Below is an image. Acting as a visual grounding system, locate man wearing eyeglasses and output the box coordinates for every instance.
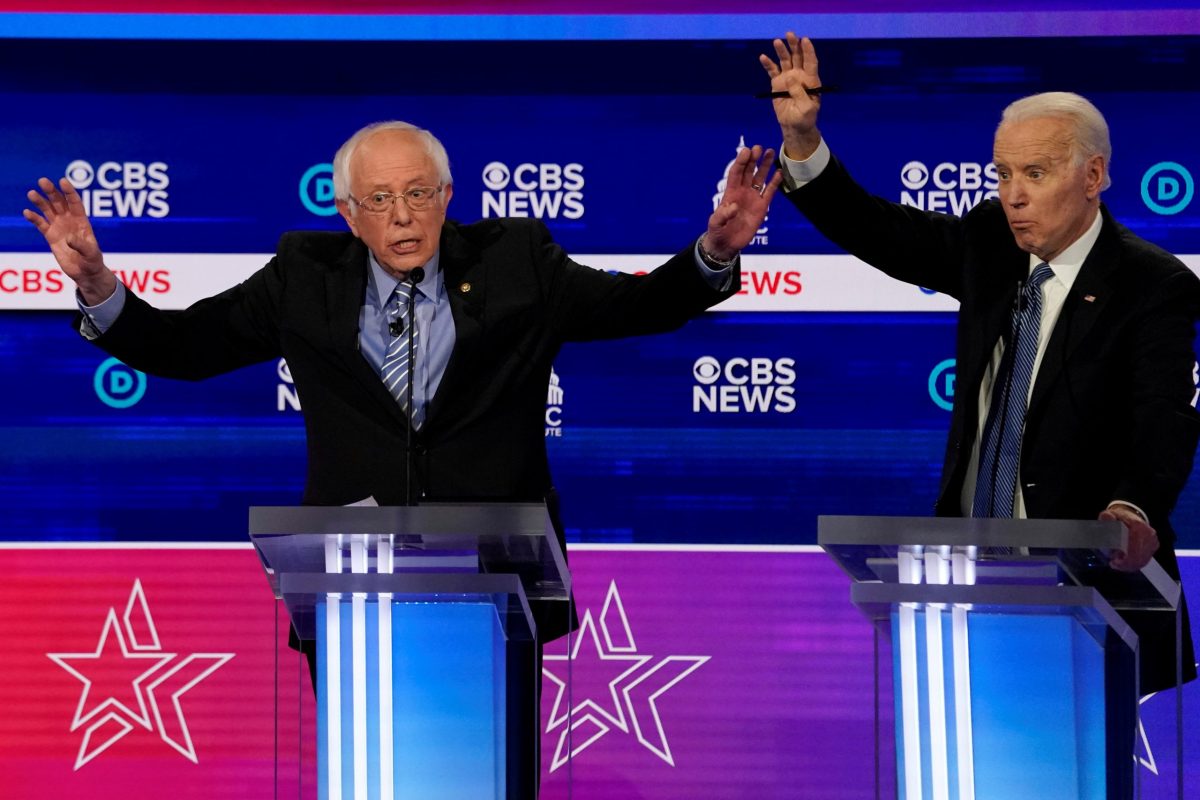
[24,119,779,787]
[26,118,777,514]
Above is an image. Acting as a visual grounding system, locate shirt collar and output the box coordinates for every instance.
[366,248,443,309]
[1027,207,1103,290]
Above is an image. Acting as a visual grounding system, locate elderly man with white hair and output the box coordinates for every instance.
[25,119,781,793]
[762,31,1198,791]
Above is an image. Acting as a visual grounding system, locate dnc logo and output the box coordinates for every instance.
[94,358,147,409]
[300,163,337,216]
[928,358,956,411]
[1141,162,1194,216]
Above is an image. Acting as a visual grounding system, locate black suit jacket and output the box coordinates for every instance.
[82,217,737,640]
[789,156,1200,693]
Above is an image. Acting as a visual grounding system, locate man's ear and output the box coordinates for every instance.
[337,199,359,237]
[1084,154,1106,199]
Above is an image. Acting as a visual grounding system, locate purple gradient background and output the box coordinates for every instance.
[540,548,889,799]
[541,547,1200,799]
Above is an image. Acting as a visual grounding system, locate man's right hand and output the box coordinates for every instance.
[24,177,117,306]
[759,32,824,162]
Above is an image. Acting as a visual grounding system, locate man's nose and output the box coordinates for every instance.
[1005,177,1028,206]
[389,197,414,224]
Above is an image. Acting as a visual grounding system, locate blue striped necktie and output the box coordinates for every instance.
[380,282,419,415]
[972,262,1055,518]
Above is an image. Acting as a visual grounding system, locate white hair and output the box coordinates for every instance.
[331,121,453,203]
[998,92,1112,191]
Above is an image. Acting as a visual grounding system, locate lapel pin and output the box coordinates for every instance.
[460,282,472,294]
[1083,294,1096,303]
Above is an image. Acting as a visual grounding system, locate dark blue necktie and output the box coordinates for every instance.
[972,262,1055,518]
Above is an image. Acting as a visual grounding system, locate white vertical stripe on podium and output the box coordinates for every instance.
[897,548,923,800]
[378,535,395,800]
[324,535,345,800]
[924,605,950,800]
[951,546,977,800]
[924,549,950,800]
[350,536,369,800]
[952,605,976,800]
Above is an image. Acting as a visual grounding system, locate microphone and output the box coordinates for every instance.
[403,265,425,507]
[984,276,1027,516]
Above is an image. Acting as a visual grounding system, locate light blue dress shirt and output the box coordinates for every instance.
[359,251,453,430]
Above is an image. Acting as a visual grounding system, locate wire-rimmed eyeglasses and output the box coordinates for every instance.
[349,185,444,214]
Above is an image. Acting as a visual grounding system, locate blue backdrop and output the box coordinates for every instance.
[1,35,1198,545]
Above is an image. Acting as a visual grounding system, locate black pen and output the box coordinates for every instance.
[754,86,836,99]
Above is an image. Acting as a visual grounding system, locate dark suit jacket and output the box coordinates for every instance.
[788,156,1200,693]
[81,217,737,641]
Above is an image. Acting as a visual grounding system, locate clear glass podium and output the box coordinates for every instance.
[819,515,1184,800]
[250,503,572,800]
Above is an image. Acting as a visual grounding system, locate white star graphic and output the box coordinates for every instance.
[1134,662,1198,776]
[47,580,234,769]
[542,580,709,771]
[1137,692,1160,775]
[47,609,174,735]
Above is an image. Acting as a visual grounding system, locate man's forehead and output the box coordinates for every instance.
[352,132,437,177]
[993,117,1075,161]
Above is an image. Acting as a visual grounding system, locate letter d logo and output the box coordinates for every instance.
[94,358,147,408]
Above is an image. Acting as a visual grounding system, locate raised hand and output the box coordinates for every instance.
[759,32,824,161]
[702,144,781,261]
[24,177,117,305]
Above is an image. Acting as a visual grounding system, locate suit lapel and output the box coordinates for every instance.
[424,222,486,431]
[962,248,1025,408]
[326,237,410,426]
[1027,207,1120,418]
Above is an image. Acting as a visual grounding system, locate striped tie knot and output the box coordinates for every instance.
[1027,262,1054,292]
[388,282,414,317]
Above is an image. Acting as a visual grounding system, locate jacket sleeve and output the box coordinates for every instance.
[75,250,286,381]
[785,154,973,300]
[527,220,738,343]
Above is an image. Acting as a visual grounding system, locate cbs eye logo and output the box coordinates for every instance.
[900,161,931,190]
[65,160,95,188]
[692,356,722,384]
[481,162,511,191]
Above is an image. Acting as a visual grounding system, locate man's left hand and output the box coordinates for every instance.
[1100,504,1159,572]
[702,144,781,261]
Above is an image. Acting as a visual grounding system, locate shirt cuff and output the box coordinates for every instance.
[692,241,735,292]
[780,137,832,192]
[77,281,126,340]
[1107,500,1150,524]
